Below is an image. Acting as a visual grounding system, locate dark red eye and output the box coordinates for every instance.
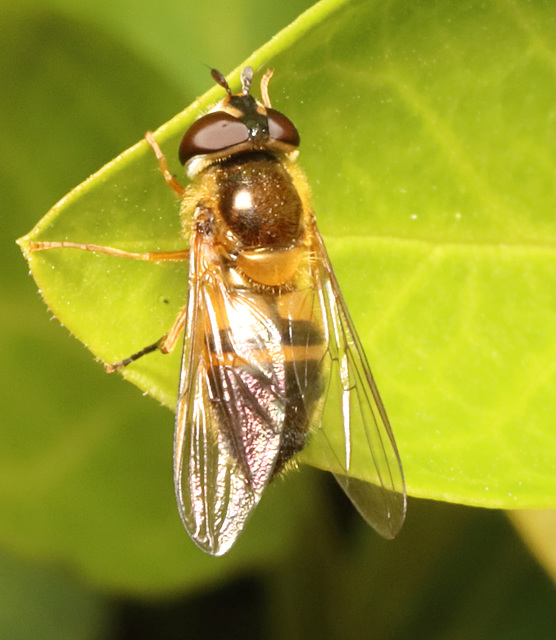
[267,108,300,147]
[179,111,249,165]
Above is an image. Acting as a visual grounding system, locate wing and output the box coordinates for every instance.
[173,229,286,556]
[308,221,407,539]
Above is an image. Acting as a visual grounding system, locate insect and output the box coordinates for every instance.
[25,67,406,555]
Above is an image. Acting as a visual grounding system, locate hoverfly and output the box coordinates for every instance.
[24,67,406,555]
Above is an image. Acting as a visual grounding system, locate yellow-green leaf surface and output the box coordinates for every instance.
[20,0,556,504]
[13,0,556,591]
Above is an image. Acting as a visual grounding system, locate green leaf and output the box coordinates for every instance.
[11,0,556,597]
[20,0,556,515]
[509,510,556,583]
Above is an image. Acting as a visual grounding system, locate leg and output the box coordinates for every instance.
[145,131,187,197]
[25,132,189,261]
[105,304,188,373]
[260,68,274,108]
[27,131,191,370]
[27,240,189,262]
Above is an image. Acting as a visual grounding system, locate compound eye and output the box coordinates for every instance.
[179,111,249,164]
[266,108,300,147]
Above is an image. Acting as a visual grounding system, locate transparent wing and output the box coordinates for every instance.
[309,223,406,539]
[173,230,286,556]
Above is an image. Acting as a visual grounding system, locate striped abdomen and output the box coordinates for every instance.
[203,281,326,484]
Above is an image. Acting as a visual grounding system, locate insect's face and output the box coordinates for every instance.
[179,70,300,176]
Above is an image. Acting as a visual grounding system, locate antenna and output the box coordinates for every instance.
[241,66,253,95]
[210,68,232,97]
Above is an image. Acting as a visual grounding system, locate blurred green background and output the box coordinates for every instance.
[2,0,555,638]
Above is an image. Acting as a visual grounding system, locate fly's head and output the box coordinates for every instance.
[179,67,300,177]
